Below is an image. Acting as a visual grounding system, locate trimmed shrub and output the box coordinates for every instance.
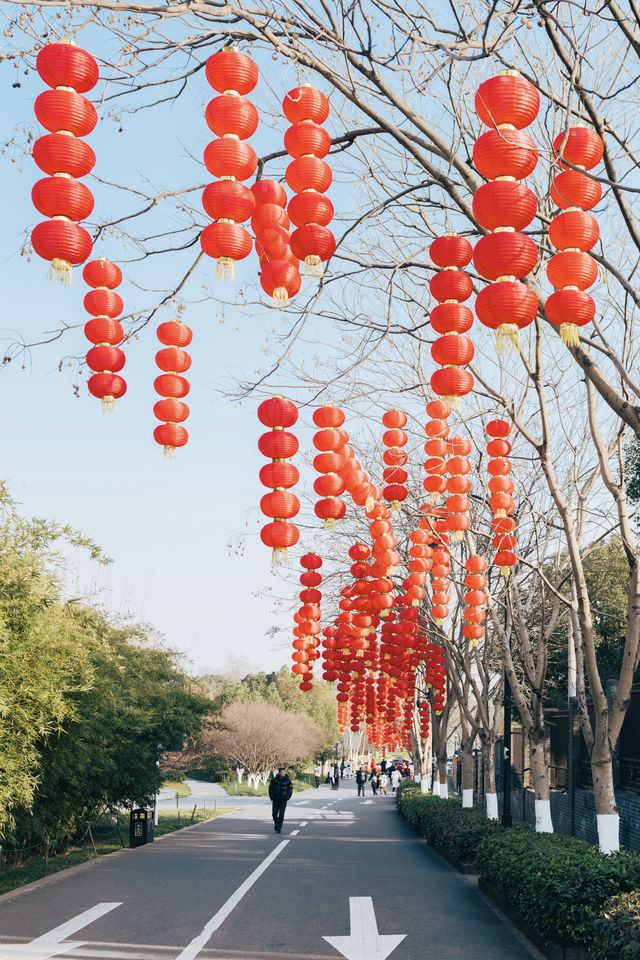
[475,830,640,947]
[396,785,501,863]
[590,890,640,960]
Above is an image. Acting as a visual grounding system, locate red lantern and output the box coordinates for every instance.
[382,410,408,509]
[486,422,517,576]
[547,125,604,346]
[201,47,258,280]
[475,73,540,129]
[258,396,300,561]
[32,42,98,283]
[82,258,126,412]
[153,318,192,457]
[428,235,475,410]
[284,86,335,276]
[313,405,347,527]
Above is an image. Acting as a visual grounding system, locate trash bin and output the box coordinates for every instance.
[129,808,154,848]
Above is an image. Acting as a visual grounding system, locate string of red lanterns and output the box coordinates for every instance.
[382,409,409,510]
[429,235,475,410]
[464,555,488,648]
[153,317,192,457]
[283,85,336,276]
[32,42,98,283]
[486,418,517,576]
[292,552,323,690]
[82,259,126,412]
[201,48,258,280]
[546,126,604,346]
[252,179,302,306]
[472,72,540,351]
[423,399,451,504]
[257,396,300,561]
[312,404,347,527]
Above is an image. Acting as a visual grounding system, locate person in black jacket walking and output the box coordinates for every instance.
[356,766,367,798]
[268,766,293,833]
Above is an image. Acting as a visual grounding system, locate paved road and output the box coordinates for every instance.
[0,780,538,960]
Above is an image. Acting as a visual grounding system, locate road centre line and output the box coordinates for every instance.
[174,840,290,960]
[299,821,308,827]
[290,830,300,836]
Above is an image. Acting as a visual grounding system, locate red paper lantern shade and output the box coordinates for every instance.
[283,85,330,124]
[472,180,537,231]
[260,461,299,488]
[85,317,123,345]
[32,177,94,222]
[206,49,258,95]
[550,170,602,211]
[548,210,599,252]
[153,319,192,456]
[547,125,603,345]
[83,259,122,289]
[473,233,537,281]
[205,96,258,139]
[261,520,299,554]
[474,281,538,343]
[32,220,92,277]
[431,368,474,406]
[84,289,123,318]
[313,405,345,428]
[258,396,298,429]
[429,235,472,268]
[429,270,473,303]
[473,128,538,180]
[202,181,255,223]
[88,372,126,406]
[430,303,473,335]
[284,85,335,277]
[203,139,257,181]
[33,134,96,178]
[553,127,604,171]
[260,261,301,306]
[36,43,99,93]
[251,202,290,234]
[35,90,97,137]
[431,335,474,366]
[201,222,253,278]
[475,73,540,129]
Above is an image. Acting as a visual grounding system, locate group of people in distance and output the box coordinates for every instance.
[327,757,407,795]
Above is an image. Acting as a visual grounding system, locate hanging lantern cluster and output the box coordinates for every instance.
[153,317,192,457]
[283,85,336,276]
[292,553,323,690]
[486,419,517,576]
[429,235,475,410]
[425,642,446,714]
[445,436,473,540]
[472,72,540,350]
[464,555,488,647]
[257,396,300,561]
[201,48,258,280]
[546,126,604,346]
[31,42,98,283]
[321,624,339,682]
[341,437,382,513]
[419,699,430,741]
[82,259,126,411]
[406,526,432,607]
[382,409,409,510]
[423,399,451,503]
[312,404,347,528]
[369,505,401,576]
[252,179,301,306]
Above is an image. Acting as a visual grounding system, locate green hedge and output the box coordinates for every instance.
[475,830,640,947]
[395,781,502,863]
[590,890,640,959]
[396,783,640,950]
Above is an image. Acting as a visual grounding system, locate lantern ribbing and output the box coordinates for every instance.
[428,235,475,410]
[153,317,192,457]
[486,419,517,576]
[83,259,126,412]
[257,396,300,561]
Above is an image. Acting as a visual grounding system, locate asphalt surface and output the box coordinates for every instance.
[0,780,537,960]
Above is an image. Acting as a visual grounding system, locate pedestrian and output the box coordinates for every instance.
[356,765,367,798]
[331,762,340,789]
[381,758,387,775]
[379,772,388,795]
[340,759,345,779]
[390,767,401,794]
[269,766,293,833]
[369,769,380,796]
[314,762,322,788]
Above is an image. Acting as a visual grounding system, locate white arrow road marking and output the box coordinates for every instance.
[175,839,289,960]
[323,898,406,960]
[0,903,122,960]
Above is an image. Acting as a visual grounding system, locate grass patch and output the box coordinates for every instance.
[161,780,192,798]
[219,777,314,796]
[0,807,232,896]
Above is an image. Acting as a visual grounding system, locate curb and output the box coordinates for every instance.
[0,809,237,905]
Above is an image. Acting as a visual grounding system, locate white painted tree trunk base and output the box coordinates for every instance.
[535,799,553,832]
[414,774,421,783]
[462,788,473,808]
[486,792,498,820]
[420,779,429,794]
[432,779,440,797]
[439,782,448,799]
[597,813,620,854]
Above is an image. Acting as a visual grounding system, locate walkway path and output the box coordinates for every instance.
[0,779,539,960]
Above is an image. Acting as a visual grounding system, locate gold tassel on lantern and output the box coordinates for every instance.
[50,257,73,285]
[560,322,580,347]
[163,445,177,460]
[501,565,512,577]
[496,323,521,354]
[101,395,117,415]
[304,254,323,277]
[324,517,336,530]
[217,257,235,281]
[272,286,289,307]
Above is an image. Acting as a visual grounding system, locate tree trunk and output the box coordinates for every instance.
[592,739,619,853]
[529,728,553,832]
[484,741,498,820]
[461,744,474,808]
[437,756,448,798]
